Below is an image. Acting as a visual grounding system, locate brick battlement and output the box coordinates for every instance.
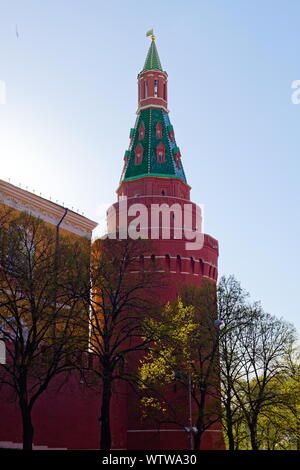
[129,253,218,281]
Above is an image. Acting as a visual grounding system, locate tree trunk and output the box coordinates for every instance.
[249,421,259,450]
[20,404,34,450]
[193,390,206,450]
[227,422,235,450]
[224,401,235,450]
[100,376,112,450]
[193,430,203,450]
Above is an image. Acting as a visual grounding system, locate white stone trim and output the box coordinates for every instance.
[140,96,167,102]
[128,270,216,279]
[0,441,67,449]
[0,180,97,239]
[137,104,169,114]
[122,195,192,203]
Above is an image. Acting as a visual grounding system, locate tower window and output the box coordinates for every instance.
[176,255,182,273]
[156,141,165,163]
[145,80,148,98]
[163,83,167,101]
[139,122,145,140]
[172,148,181,168]
[165,254,171,271]
[135,143,144,165]
[154,79,158,97]
[135,152,142,165]
[142,81,145,99]
[156,121,162,139]
[168,125,175,142]
[157,152,164,163]
[190,257,195,274]
[199,258,204,275]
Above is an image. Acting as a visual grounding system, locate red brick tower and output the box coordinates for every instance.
[106,33,224,450]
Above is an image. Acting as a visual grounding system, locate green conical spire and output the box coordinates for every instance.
[142,39,163,71]
[120,108,187,184]
[119,35,187,186]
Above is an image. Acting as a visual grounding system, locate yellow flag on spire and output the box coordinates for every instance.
[146,29,155,39]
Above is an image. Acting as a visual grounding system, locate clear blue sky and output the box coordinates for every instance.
[0,0,299,335]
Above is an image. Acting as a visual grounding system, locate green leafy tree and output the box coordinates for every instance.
[140,280,224,450]
[257,348,300,449]
[227,312,297,450]
[218,275,260,450]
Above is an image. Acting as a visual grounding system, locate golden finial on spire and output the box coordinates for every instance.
[146,29,155,40]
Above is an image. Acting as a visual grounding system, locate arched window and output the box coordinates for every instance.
[154,79,158,97]
[156,121,162,139]
[135,143,143,165]
[138,122,145,140]
[145,80,148,98]
[141,81,145,99]
[199,258,204,276]
[165,254,171,271]
[190,257,195,274]
[172,148,181,168]
[168,125,175,142]
[163,83,167,101]
[156,141,166,163]
[176,255,182,273]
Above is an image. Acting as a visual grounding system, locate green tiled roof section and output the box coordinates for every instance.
[163,112,187,182]
[149,108,174,176]
[142,41,163,71]
[124,109,151,179]
[122,108,187,183]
